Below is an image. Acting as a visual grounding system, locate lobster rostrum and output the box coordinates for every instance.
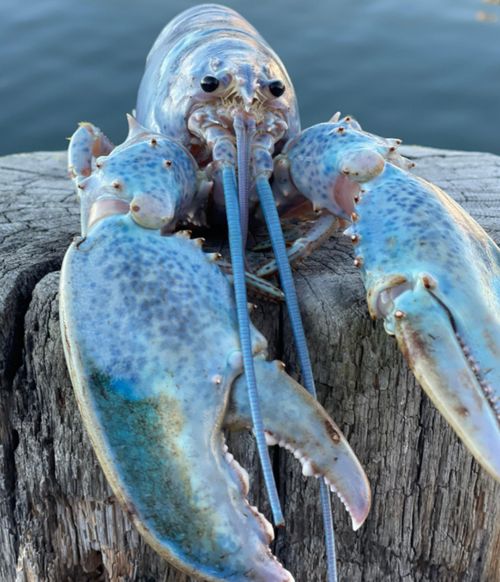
[62,120,371,581]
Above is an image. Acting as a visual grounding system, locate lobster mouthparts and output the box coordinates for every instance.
[60,214,370,581]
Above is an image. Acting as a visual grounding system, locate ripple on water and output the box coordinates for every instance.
[0,0,499,155]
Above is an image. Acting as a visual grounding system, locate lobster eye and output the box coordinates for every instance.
[200,75,220,93]
[268,80,285,97]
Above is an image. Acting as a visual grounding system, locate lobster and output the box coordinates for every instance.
[62,4,500,581]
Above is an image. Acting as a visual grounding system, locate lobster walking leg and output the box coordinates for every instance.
[256,213,340,278]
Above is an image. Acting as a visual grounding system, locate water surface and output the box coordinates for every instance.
[1,0,499,155]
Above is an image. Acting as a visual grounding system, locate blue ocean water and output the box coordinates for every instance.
[0,0,499,156]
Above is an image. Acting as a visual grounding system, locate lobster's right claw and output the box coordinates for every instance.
[226,358,371,531]
[60,213,370,581]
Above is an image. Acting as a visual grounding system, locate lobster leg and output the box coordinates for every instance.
[217,260,285,302]
[256,213,340,278]
[225,357,371,530]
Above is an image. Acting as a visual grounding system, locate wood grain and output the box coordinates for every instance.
[0,148,499,581]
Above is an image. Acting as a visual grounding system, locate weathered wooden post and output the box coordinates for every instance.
[0,148,499,581]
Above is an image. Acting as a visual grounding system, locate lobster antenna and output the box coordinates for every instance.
[256,174,338,582]
[234,113,254,245]
[221,165,284,526]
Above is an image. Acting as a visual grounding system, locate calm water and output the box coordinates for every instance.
[1,0,499,156]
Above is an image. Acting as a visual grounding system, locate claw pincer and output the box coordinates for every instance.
[61,119,370,579]
[279,119,500,481]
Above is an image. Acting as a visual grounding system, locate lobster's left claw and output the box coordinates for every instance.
[356,164,500,482]
[376,276,500,481]
[277,118,500,482]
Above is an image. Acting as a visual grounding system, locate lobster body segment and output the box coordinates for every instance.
[68,117,210,235]
[136,3,301,227]
[277,119,500,480]
[136,4,300,149]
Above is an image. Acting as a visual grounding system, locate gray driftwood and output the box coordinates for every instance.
[0,147,499,582]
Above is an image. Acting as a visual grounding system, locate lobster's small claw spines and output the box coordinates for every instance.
[386,138,403,148]
[129,194,176,230]
[226,358,372,530]
[206,252,222,263]
[94,156,106,170]
[388,152,416,171]
[125,113,150,140]
[339,149,386,183]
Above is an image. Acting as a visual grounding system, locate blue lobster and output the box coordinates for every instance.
[62,5,499,581]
